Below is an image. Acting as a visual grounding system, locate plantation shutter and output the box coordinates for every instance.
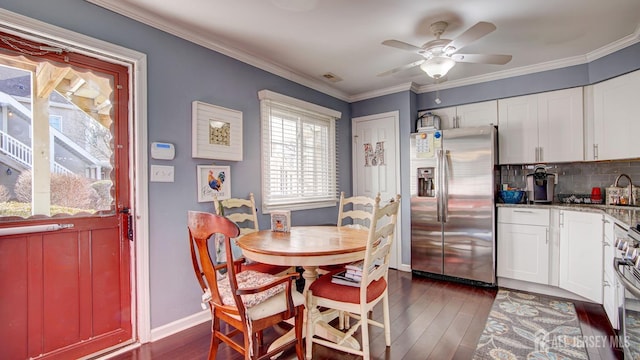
[258,90,340,212]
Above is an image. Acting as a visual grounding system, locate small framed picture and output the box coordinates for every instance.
[270,210,291,232]
[192,101,243,161]
[197,165,231,202]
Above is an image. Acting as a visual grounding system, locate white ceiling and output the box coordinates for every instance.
[88,0,640,102]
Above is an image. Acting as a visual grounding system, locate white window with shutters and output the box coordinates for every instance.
[258,90,340,213]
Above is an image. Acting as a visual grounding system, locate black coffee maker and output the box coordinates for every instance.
[526,166,555,203]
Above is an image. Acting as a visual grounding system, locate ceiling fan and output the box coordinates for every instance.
[379,21,512,80]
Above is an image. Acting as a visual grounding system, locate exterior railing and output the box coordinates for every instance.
[1,130,74,176]
[0,130,31,167]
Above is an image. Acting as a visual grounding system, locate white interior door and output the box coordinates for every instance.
[352,111,401,269]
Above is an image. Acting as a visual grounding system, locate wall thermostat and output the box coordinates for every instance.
[151,142,175,160]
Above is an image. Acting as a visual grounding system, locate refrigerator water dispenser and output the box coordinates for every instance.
[418,167,435,197]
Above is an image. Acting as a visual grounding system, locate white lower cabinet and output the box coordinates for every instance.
[558,210,603,303]
[498,207,607,305]
[497,208,550,284]
[498,223,549,284]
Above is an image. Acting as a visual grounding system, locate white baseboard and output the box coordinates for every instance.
[150,309,211,342]
[396,263,412,272]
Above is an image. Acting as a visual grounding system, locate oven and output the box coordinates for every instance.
[613,224,640,359]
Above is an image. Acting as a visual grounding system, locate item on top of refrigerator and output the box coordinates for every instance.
[416,111,441,132]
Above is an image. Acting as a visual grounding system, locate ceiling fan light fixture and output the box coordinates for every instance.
[420,56,456,79]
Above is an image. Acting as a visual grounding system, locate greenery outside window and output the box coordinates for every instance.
[258,90,340,213]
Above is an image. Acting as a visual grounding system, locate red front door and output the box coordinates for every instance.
[0,32,132,359]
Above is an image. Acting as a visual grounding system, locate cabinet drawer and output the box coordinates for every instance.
[498,207,549,226]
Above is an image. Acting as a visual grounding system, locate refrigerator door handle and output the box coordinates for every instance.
[436,149,442,222]
[443,150,450,223]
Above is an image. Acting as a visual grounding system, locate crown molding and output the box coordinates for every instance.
[414,26,640,94]
[347,82,415,103]
[86,0,351,102]
[585,25,640,62]
[415,54,589,93]
[86,0,640,102]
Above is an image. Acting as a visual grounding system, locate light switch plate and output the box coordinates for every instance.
[150,165,174,182]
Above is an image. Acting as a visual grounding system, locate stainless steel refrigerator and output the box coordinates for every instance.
[410,126,497,285]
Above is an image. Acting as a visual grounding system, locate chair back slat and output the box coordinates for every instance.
[360,195,401,293]
[338,191,377,229]
[215,192,259,233]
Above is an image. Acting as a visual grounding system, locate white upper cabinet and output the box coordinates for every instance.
[428,100,497,129]
[498,87,584,164]
[588,70,640,161]
[498,94,538,164]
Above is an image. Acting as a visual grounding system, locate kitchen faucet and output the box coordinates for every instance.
[614,173,634,205]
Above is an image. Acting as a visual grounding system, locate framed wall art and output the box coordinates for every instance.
[192,101,243,161]
[197,165,231,202]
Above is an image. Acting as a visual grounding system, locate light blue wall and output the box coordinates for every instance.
[0,0,351,328]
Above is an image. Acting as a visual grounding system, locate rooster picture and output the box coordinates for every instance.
[208,170,226,192]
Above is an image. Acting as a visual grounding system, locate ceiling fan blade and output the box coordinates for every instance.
[377,59,425,77]
[451,53,512,65]
[381,39,422,52]
[445,21,496,54]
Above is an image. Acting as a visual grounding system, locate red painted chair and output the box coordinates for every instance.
[188,211,304,360]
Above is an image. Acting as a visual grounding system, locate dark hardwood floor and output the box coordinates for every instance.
[107,270,623,360]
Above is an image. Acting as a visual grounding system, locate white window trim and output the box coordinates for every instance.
[258,90,341,213]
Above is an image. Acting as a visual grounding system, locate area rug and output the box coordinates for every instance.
[473,288,589,360]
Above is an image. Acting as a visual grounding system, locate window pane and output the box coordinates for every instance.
[0,57,115,219]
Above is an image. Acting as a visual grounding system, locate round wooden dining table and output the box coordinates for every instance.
[236,225,369,355]
[236,225,369,292]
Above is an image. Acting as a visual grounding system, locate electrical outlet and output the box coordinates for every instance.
[150,165,174,182]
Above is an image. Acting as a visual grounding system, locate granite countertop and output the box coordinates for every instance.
[497,203,640,228]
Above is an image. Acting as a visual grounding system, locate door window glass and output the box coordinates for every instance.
[0,56,115,218]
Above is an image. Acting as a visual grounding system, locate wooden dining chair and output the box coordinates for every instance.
[305,194,401,360]
[319,192,378,277]
[188,211,305,360]
[215,193,293,275]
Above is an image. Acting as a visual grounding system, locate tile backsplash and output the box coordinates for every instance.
[499,160,640,200]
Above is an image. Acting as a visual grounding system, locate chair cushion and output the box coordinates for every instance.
[309,270,387,304]
[246,288,305,320]
[217,270,286,308]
